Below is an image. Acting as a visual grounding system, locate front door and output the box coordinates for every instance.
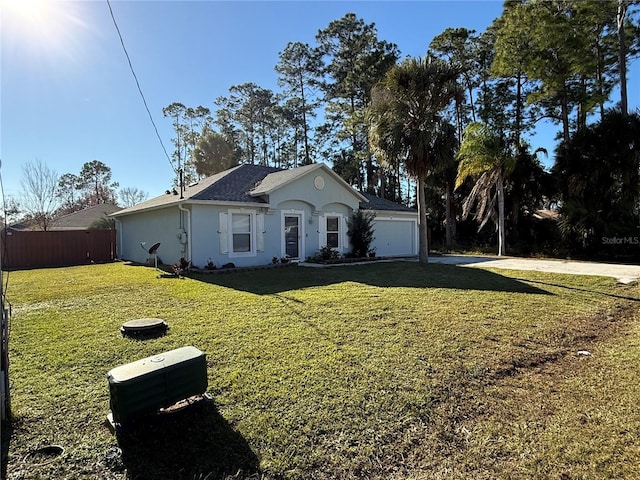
[284,215,301,259]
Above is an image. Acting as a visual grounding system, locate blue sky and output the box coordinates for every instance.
[1,0,638,204]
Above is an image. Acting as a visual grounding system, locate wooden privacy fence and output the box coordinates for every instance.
[1,230,117,269]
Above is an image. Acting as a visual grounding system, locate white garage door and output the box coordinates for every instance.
[371,218,417,257]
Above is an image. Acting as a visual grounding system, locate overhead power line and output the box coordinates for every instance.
[105,0,176,174]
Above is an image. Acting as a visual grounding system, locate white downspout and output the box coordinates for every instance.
[178,203,192,263]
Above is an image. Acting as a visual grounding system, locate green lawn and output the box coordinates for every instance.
[2,261,640,479]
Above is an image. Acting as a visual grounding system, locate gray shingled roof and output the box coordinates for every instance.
[112,163,411,217]
[193,164,280,202]
[112,164,280,216]
[359,192,416,212]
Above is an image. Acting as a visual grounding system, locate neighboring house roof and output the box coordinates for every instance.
[5,219,38,232]
[7,204,122,231]
[51,203,122,230]
[113,163,371,217]
[359,192,416,212]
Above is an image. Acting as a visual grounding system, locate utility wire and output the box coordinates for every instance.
[105,0,176,174]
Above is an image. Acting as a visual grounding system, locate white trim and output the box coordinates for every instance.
[281,209,305,260]
[368,210,418,219]
[373,215,419,221]
[189,200,270,208]
[112,199,270,217]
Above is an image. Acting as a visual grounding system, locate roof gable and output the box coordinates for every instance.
[251,163,367,202]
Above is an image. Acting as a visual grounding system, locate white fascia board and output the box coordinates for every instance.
[111,199,271,217]
[110,200,183,217]
[370,210,418,220]
[187,200,271,208]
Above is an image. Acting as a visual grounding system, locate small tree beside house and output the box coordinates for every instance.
[347,210,376,258]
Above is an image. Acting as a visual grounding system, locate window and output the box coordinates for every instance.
[232,213,251,253]
[326,216,339,248]
[219,210,263,257]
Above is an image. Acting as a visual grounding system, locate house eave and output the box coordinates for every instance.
[187,199,271,209]
[110,199,185,217]
[365,209,418,218]
[111,199,272,217]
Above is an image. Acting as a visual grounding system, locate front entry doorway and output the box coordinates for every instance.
[284,214,302,260]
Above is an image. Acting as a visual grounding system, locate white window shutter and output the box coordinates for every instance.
[342,216,349,252]
[318,215,326,248]
[256,213,265,252]
[219,212,228,254]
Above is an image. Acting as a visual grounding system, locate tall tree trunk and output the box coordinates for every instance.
[577,76,588,132]
[455,96,464,143]
[396,162,402,203]
[300,76,312,165]
[262,131,268,166]
[596,37,606,119]
[451,200,457,246]
[445,181,453,250]
[561,93,571,144]
[248,129,256,165]
[366,151,375,193]
[515,72,523,146]
[417,177,429,263]
[497,171,506,256]
[464,72,476,123]
[617,0,628,117]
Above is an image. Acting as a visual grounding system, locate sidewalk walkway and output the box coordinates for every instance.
[429,255,640,284]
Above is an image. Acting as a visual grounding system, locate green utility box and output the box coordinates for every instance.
[107,346,207,424]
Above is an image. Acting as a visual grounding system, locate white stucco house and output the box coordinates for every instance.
[111,162,418,268]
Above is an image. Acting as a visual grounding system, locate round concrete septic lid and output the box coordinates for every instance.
[121,318,167,335]
[24,445,65,466]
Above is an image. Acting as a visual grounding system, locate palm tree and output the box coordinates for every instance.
[455,122,514,256]
[368,56,460,263]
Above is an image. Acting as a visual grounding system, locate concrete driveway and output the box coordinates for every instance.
[429,254,640,284]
